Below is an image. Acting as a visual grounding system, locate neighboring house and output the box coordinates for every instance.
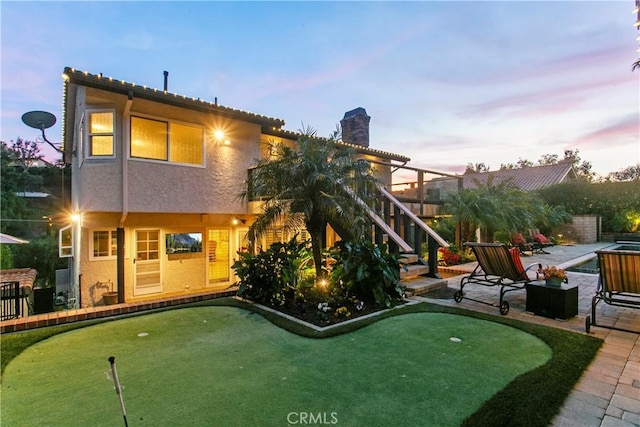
[392,160,578,219]
[60,67,420,308]
[461,161,577,191]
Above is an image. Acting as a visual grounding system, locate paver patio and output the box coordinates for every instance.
[414,242,640,427]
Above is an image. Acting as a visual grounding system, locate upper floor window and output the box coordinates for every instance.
[87,110,115,157]
[130,116,203,166]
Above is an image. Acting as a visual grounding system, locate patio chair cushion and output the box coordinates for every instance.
[509,247,526,276]
[532,233,550,244]
[511,233,527,246]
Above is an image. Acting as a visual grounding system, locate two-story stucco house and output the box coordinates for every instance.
[60,67,419,308]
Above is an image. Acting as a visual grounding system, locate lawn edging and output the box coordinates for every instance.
[233,296,422,332]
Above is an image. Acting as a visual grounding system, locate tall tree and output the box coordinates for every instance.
[241,133,380,280]
[605,163,640,182]
[1,141,29,236]
[464,162,489,173]
[538,153,560,165]
[560,149,594,181]
[500,158,534,170]
[9,138,44,171]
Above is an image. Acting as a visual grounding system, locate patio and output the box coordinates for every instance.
[415,242,640,427]
[1,243,638,426]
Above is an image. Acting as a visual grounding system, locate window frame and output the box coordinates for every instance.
[85,109,116,159]
[89,229,119,261]
[129,114,205,167]
[59,225,73,258]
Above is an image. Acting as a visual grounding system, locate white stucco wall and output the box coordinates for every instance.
[73,87,263,214]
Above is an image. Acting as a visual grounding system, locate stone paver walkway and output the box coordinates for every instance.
[414,242,640,427]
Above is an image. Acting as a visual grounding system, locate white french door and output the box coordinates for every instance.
[134,229,162,295]
[207,229,230,285]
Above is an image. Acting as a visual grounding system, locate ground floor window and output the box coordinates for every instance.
[91,230,117,259]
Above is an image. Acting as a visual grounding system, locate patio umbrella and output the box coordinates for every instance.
[0,233,29,244]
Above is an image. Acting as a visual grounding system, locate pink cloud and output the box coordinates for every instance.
[573,115,640,148]
[463,74,635,119]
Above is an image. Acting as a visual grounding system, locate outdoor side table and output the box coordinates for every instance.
[525,281,578,320]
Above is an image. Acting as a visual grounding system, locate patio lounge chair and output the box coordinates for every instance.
[455,242,541,315]
[510,233,534,256]
[586,249,640,333]
[528,229,553,254]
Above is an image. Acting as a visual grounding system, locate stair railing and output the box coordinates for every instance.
[375,184,449,278]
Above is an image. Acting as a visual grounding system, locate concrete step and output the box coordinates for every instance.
[399,254,419,264]
[402,276,448,297]
[400,264,430,279]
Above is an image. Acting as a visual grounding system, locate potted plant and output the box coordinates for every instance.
[102,280,118,305]
[539,266,568,287]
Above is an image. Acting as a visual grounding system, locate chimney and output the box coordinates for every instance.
[340,107,370,147]
[163,71,169,91]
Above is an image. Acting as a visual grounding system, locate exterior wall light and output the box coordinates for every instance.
[214,129,230,145]
[232,217,246,225]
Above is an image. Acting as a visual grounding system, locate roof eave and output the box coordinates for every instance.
[62,67,285,128]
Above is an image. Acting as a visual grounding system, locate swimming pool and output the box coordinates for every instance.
[566,242,640,274]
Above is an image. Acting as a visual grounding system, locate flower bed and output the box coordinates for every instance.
[268,298,406,328]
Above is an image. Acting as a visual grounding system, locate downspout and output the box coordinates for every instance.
[70,88,83,308]
[117,91,133,303]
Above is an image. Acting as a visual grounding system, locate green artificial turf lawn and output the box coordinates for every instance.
[2,306,551,427]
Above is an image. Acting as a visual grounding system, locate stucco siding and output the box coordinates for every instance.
[76,162,124,212]
[75,86,263,214]
[78,226,120,307]
[162,254,207,294]
[78,213,241,307]
[125,122,260,213]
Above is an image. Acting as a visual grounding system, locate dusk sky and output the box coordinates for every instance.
[1,1,638,178]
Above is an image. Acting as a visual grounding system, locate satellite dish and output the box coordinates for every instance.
[22,110,57,130]
[21,110,63,154]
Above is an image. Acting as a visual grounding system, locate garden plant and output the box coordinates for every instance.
[233,237,404,326]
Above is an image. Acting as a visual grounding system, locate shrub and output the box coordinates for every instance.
[426,217,456,243]
[537,180,640,233]
[1,245,14,269]
[11,235,66,286]
[437,244,475,266]
[233,238,404,317]
[232,236,312,307]
[328,240,403,307]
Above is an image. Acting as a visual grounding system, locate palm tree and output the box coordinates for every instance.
[444,177,541,243]
[241,132,380,280]
[633,59,640,72]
